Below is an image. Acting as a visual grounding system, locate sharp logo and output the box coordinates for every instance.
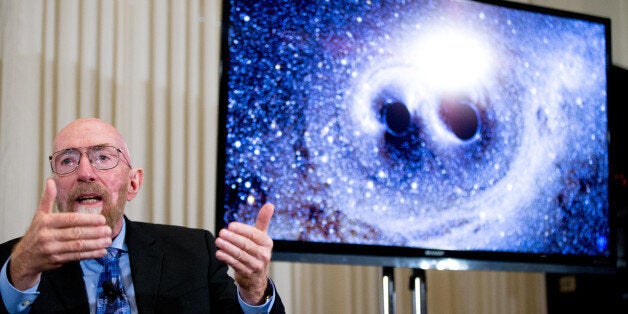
[425,250,445,257]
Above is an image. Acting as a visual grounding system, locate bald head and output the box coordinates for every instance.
[54,118,132,166]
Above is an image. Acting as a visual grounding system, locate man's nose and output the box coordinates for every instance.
[76,153,96,181]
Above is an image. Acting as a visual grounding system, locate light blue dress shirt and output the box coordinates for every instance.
[1,219,275,313]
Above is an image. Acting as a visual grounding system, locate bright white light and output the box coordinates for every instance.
[410,28,493,91]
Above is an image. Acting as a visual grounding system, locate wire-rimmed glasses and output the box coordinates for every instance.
[49,145,131,175]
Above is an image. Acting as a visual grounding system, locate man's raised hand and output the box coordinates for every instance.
[8,179,112,290]
[215,203,275,305]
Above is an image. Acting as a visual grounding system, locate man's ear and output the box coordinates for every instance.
[126,168,144,201]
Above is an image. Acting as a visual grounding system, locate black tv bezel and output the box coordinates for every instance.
[216,0,617,274]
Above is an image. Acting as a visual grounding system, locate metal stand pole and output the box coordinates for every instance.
[409,268,427,314]
[382,267,396,314]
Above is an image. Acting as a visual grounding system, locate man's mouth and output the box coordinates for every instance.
[76,195,103,203]
[74,194,104,214]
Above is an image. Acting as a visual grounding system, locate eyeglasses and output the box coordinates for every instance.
[49,145,131,175]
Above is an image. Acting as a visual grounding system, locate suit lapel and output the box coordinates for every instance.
[124,217,164,313]
[37,261,90,312]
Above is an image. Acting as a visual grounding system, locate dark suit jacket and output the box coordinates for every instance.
[0,216,285,313]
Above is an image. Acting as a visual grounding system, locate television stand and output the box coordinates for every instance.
[381,267,428,314]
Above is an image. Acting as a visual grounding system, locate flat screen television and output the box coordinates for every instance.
[216,0,616,273]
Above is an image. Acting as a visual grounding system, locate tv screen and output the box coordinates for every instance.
[216,0,615,273]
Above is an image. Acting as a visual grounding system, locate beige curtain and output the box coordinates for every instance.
[1,1,626,313]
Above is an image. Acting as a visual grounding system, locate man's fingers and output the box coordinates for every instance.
[46,212,108,229]
[50,224,112,241]
[39,178,57,214]
[52,238,112,256]
[254,203,274,233]
[55,249,110,263]
[221,203,274,247]
[216,203,274,270]
[215,233,268,270]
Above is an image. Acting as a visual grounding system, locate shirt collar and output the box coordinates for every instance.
[111,218,128,252]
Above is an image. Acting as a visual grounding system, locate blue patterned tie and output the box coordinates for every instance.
[96,247,131,314]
